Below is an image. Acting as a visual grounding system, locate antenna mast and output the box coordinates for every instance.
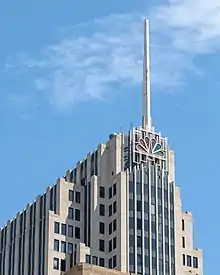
[142,18,151,129]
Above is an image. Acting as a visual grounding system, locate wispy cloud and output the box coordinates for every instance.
[5,0,220,110]
[152,0,220,54]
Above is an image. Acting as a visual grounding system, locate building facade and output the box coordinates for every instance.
[0,19,203,275]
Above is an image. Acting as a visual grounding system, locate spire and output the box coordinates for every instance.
[142,18,151,129]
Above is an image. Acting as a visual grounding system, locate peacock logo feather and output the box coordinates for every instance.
[136,136,164,157]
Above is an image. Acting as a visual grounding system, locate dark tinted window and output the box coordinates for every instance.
[68,207,74,219]
[99,258,105,267]
[193,257,198,268]
[68,243,73,254]
[113,201,117,213]
[54,240,59,251]
[187,255,191,267]
[100,186,105,198]
[109,205,112,217]
[109,187,112,199]
[75,191,81,203]
[99,239,105,252]
[75,209,80,221]
[113,237,116,249]
[109,240,112,252]
[75,227,80,239]
[60,259,66,272]
[54,222,59,234]
[113,183,116,196]
[99,222,105,234]
[100,204,105,216]
[92,256,98,265]
[68,225,73,237]
[182,219,185,231]
[113,255,117,268]
[86,254,91,264]
[109,222,112,235]
[113,219,117,231]
[61,224,66,235]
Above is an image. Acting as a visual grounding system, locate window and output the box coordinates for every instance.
[151,204,156,215]
[113,219,117,231]
[113,237,116,249]
[100,204,105,216]
[54,222,59,234]
[99,257,105,267]
[182,219,185,231]
[75,191,81,203]
[99,239,105,252]
[100,186,105,198]
[68,207,74,219]
[137,201,142,211]
[183,254,185,265]
[92,256,98,265]
[193,257,198,268]
[69,190,74,201]
[113,183,116,196]
[113,201,117,214]
[109,205,112,217]
[113,255,117,268]
[137,219,142,230]
[54,239,59,251]
[60,259,66,272]
[61,224,66,235]
[109,239,112,252]
[53,258,59,270]
[99,222,105,234]
[109,222,112,235]
[75,209,80,221]
[152,257,157,269]
[187,255,192,267]
[109,187,112,199]
[68,225,73,237]
[182,237,185,248]
[75,227,80,239]
[108,258,112,269]
[86,254,91,264]
[61,241,66,253]
[68,243,73,254]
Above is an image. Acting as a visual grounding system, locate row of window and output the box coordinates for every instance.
[54,222,81,239]
[68,207,81,221]
[109,219,117,235]
[183,254,198,268]
[99,183,117,199]
[99,202,117,217]
[99,219,117,237]
[98,236,117,252]
[54,239,74,254]
[53,258,66,272]
[85,254,117,269]
[69,190,81,203]
[86,255,105,267]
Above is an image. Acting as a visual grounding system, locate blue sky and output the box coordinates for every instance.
[0,0,218,273]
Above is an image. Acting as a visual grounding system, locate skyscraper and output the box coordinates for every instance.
[0,19,203,275]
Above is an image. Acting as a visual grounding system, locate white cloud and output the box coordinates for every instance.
[151,0,220,54]
[5,0,220,110]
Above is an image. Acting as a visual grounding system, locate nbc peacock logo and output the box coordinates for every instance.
[136,136,164,157]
